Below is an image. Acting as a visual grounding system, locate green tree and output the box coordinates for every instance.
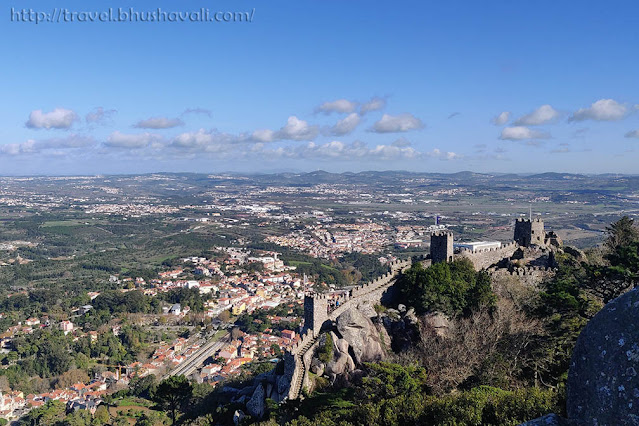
[63,409,92,426]
[584,241,639,303]
[605,216,639,251]
[92,405,110,426]
[153,375,193,424]
[398,259,496,316]
[318,333,333,363]
[18,400,66,425]
[75,353,90,370]
[130,374,157,399]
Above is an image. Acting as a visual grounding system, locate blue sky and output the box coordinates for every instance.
[1,0,639,175]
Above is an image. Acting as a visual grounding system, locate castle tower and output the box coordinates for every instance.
[303,294,328,334]
[514,218,545,247]
[430,231,454,263]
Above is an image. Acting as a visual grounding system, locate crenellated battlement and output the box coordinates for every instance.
[508,265,553,275]
[389,258,411,272]
[457,241,517,255]
[514,217,546,247]
[516,217,543,223]
[431,230,453,237]
[456,240,519,270]
[311,294,330,301]
[288,329,316,355]
[431,231,454,263]
[290,258,414,400]
[488,264,557,288]
[305,260,410,308]
[303,258,411,335]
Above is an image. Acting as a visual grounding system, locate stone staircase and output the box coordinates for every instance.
[287,258,412,400]
[289,334,317,399]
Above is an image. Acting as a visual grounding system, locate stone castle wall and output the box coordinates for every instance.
[489,265,554,287]
[279,216,561,402]
[285,258,411,400]
[303,259,411,335]
[285,328,316,400]
[456,241,518,270]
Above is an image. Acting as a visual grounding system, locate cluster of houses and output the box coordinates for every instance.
[117,325,300,388]
[0,372,119,421]
[266,223,393,259]
[0,316,80,351]
[195,328,299,385]
[0,249,314,421]
[143,251,307,319]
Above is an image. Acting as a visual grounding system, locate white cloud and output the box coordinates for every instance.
[134,117,184,129]
[171,129,241,152]
[26,108,78,129]
[499,126,550,141]
[391,138,412,148]
[360,97,387,114]
[316,99,357,114]
[514,105,561,125]
[251,129,277,143]
[106,131,162,149]
[251,116,318,142]
[426,148,460,160]
[0,135,95,156]
[569,99,629,122]
[369,143,421,160]
[371,113,424,133]
[86,107,116,124]
[491,111,511,125]
[330,113,361,136]
[249,139,422,161]
[625,129,639,138]
[279,116,318,140]
[0,142,31,156]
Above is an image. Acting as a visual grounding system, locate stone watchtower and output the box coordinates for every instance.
[430,231,453,263]
[303,294,328,334]
[514,218,545,247]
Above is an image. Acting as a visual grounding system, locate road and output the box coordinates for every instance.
[163,331,231,380]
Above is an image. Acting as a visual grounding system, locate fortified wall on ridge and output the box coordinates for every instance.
[431,217,559,271]
[303,258,411,336]
[283,217,561,401]
[282,258,412,400]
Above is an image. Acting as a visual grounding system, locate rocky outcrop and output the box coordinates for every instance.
[326,347,356,378]
[567,287,639,425]
[335,308,385,364]
[563,246,586,261]
[378,306,420,352]
[246,383,265,419]
[524,287,639,425]
[422,311,451,338]
[231,299,416,419]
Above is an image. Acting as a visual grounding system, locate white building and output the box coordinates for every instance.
[454,241,502,252]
